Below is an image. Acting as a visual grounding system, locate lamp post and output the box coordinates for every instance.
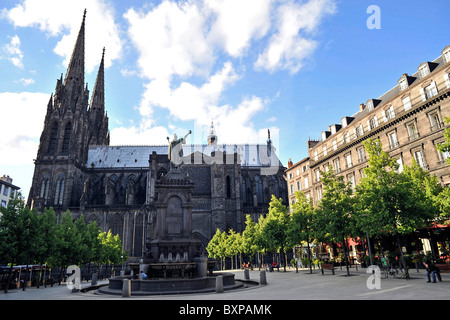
[121,255,124,276]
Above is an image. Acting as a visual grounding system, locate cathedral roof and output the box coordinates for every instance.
[87,144,283,169]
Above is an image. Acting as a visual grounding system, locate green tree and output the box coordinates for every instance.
[436,116,450,222]
[241,215,259,265]
[0,196,40,290]
[259,195,290,271]
[355,139,439,278]
[206,229,227,269]
[317,165,355,276]
[35,207,57,285]
[287,191,316,273]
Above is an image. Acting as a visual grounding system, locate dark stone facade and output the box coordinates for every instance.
[27,13,287,261]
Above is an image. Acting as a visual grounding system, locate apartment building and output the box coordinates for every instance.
[0,175,21,209]
[287,45,450,206]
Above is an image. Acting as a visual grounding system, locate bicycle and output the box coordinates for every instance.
[382,265,406,279]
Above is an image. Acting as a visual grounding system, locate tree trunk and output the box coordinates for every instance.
[307,242,312,274]
[342,237,350,276]
[396,233,410,279]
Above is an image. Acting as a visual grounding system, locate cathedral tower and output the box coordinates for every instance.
[28,10,109,210]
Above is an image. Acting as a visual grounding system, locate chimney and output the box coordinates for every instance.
[359,103,365,111]
[287,158,293,168]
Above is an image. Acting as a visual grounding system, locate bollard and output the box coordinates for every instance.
[91,273,97,286]
[260,270,267,285]
[244,268,250,280]
[216,275,224,293]
[122,279,131,297]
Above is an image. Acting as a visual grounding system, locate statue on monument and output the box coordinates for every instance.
[167,130,192,166]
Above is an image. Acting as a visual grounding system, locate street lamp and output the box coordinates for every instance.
[121,255,124,276]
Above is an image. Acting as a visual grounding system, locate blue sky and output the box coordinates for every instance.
[1,0,449,199]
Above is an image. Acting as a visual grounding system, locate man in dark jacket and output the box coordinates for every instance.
[423,260,437,283]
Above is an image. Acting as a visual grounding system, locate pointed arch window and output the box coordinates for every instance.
[242,179,247,204]
[54,172,66,206]
[47,123,58,155]
[226,176,231,198]
[61,122,72,155]
[254,175,263,205]
[40,173,50,205]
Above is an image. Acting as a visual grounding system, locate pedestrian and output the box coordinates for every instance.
[423,260,437,283]
[140,271,148,280]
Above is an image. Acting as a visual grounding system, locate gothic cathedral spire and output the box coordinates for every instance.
[88,47,110,146]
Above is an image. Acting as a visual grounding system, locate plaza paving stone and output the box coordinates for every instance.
[1,266,449,301]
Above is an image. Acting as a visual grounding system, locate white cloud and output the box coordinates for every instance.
[117,0,335,147]
[16,78,35,86]
[124,1,214,81]
[109,125,170,146]
[0,91,48,199]
[255,0,336,73]
[4,35,24,68]
[205,0,273,57]
[4,0,122,72]
[0,92,49,166]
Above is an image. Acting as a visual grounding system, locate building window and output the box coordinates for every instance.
[403,96,412,111]
[437,145,450,164]
[315,170,320,183]
[47,122,58,155]
[355,124,364,138]
[297,180,301,191]
[444,73,450,88]
[347,174,355,192]
[424,82,438,100]
[54,172,65,206]
[40,174,50,205]
[242,179,247,204]
[399,78,408,91]
[419,64,430,78]
[333,159,341,173]
[3,186,9,197]
[316,187,323,201]
[254,176,263,204]
[323,146,327,157]
[406,122,419,141]
[443,48,450,63]
[429,112,442,131]
[333,140,337,151]
[388,131,399,149]
[1,200,6,208]
[304,177,309,189]
[384,106,395,121]
[396,157,404,173]
[314,151,318,161]
[357,147,366,163]
[344,132,350,144]
[414,150,426,168]
[368,116,378,130]
[61,122,72,155]
[345,153,352,169]
[290,184,294,195]
[367,100,374,111]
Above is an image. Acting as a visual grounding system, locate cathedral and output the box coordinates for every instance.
[27,11,287,261]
